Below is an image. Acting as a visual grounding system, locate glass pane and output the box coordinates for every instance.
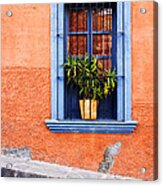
[69,10,88,32]
[68,35,87,56]
[98,59,112,71]
[92,8,112,31]
[93,34,112,56]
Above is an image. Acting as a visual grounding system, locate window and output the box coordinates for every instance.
[65,3,117,120]
[45,2,138,134]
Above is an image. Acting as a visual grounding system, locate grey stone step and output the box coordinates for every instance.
[1,155,140,180]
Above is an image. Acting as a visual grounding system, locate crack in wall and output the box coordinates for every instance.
[98,142,121,173]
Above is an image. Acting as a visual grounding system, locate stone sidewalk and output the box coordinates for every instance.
[1,155,139,180]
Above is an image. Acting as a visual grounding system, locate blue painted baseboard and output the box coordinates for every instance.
[45,120,138,134]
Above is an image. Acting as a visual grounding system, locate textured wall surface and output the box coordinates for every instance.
[1,2,157,180]
[131,1,157,180]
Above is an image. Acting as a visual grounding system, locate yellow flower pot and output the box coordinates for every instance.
[79,99,98,120]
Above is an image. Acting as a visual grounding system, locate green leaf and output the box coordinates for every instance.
[61,55,117,100]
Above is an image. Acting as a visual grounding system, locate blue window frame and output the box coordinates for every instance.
[45,2,138,134]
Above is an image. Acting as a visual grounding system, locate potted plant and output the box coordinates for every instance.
[62,55,117,120]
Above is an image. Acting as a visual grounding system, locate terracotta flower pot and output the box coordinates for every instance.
[79,99,98,120]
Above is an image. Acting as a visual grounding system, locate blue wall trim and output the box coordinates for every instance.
[117,2,124,121]
[51,4,58,119]
[57,3,64,120]
[124,2,132,121]
[45,120,138,134]
[51,4,64,120]
[117,2,132,122]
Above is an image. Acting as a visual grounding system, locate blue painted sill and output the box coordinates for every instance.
[45,120,138,134]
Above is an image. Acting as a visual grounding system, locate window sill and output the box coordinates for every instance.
[45,119,138,134]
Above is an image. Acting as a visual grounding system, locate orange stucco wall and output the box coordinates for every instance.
[1,2,157,180]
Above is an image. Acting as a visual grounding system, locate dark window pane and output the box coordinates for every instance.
[68,35,87,56]
[92,8,112,31]
[93,35,112,56]
[69,10,88,32]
